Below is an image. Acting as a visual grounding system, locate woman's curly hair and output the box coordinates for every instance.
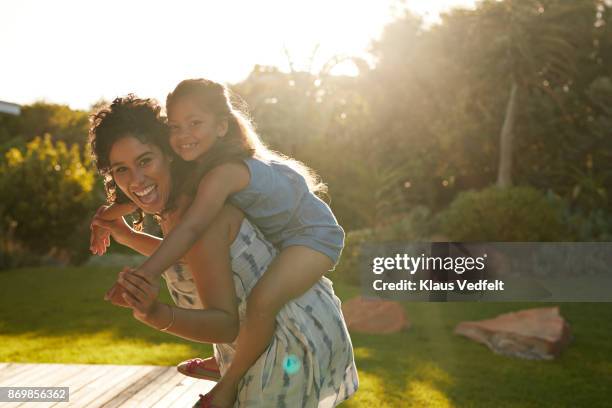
[89,94,190,228]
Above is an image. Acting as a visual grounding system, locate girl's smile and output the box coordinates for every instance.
[167,97,228,162]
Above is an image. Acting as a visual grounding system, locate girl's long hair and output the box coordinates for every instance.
[166,78,327,198]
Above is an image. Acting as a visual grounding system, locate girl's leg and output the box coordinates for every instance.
[209,246,334,407]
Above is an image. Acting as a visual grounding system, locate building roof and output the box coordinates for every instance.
[0,101,21,115]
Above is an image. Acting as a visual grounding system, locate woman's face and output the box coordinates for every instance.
[109,136,172,214]
[167,97,227,162]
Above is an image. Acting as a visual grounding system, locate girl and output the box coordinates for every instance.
[98,79,346,407]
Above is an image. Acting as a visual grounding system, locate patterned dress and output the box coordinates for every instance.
[162,218,359,407]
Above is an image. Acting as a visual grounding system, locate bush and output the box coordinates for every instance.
[0,135,95,264]
[333,205,434,284]
[435,186,572,241]
[562,208,612,241]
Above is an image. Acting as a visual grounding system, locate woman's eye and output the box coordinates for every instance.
[139,157,152,166]
[113,166,126,174]
[190,120,202,127]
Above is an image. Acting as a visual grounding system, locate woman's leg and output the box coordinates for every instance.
[209,245,334,407]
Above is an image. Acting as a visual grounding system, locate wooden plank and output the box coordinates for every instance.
[0,364,49,388]
[83,365,158,408]
[133,369,192,408]
[47,364,118,408]
[0,364,216,408]
[114,367,183,408]
[5,364,63,388]
[168,377,215,408]
[98,366,167,408]
[0,364,37,384]
[62,365,146,408]
[14,364,88,408]
[0,364,61,408]
[149,375,200,408]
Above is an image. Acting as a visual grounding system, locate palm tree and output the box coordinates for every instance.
[470,0,584,188]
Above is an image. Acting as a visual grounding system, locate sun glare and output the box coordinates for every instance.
[1,0,476,109]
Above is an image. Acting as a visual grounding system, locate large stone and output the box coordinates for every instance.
[341,296,410,334]
[454,307,571,360]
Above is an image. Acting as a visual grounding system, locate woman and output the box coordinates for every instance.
[89,95,358,407]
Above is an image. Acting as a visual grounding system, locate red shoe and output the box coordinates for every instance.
[192,393,222,408]
[178,357,221,381]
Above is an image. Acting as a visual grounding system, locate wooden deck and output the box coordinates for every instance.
[0,362,214,407]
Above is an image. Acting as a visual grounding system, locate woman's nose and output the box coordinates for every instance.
[130,167,146,187]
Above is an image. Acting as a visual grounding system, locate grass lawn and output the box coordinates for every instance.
[1,266,611,407]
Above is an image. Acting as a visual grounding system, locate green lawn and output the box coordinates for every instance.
[0,267,611,407]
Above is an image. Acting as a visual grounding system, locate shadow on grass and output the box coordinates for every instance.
[2,268,611,406]
[0,266,213,364]
[343,301,612,407]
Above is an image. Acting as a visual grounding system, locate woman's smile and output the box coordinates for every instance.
[109,136,172,214]
[132,184,158,204]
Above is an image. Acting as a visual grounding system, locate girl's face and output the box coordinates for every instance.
[109,136,172,214]
[167,97,228,162]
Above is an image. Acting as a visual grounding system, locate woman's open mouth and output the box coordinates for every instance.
[132,184,158,205]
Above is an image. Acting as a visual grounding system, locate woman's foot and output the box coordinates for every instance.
[178,356,221,381]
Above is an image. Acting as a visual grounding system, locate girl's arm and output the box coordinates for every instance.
[92,216,161,257]
[137,162,249,278]
[90,202,138,255]
[121,205,242,343]
[98,202,138,221]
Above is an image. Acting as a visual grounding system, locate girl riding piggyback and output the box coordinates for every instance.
[94,78,346,407]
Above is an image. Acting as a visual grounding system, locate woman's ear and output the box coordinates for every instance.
[217,117,229,138]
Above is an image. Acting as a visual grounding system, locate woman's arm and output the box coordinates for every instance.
[120,205,243,344]
[136,162,249,278]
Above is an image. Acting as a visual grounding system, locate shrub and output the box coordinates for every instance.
[333,205,434,284]
[435,186,572,241]
[0,135,95,264]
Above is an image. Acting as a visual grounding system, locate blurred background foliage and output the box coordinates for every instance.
[1,0,611,273]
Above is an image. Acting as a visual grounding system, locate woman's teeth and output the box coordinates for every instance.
[181,143,198,149]
[133,185,158,204]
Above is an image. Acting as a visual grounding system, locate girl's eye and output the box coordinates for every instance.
[139,157,152,167]
[190,120,202,127]
[113,166,127,175]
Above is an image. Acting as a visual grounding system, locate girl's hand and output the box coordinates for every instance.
[104,281,130,308]
[117,267,161,321]
[90,225,111,255]
[90,206,111,255]
[91,213,133,246]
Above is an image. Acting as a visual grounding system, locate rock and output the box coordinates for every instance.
[341,296,410,334]
[454,307,571,360]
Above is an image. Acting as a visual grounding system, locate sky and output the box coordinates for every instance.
[1,0,476,110]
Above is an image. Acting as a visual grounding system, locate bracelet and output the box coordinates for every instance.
[160,304,175,332]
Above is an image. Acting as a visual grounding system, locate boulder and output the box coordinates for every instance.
[454,307,571,360]
[341,296,410,334]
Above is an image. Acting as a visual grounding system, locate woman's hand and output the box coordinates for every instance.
[117,267,161,322]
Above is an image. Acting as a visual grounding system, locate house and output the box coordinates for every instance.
[0,100,21,115]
